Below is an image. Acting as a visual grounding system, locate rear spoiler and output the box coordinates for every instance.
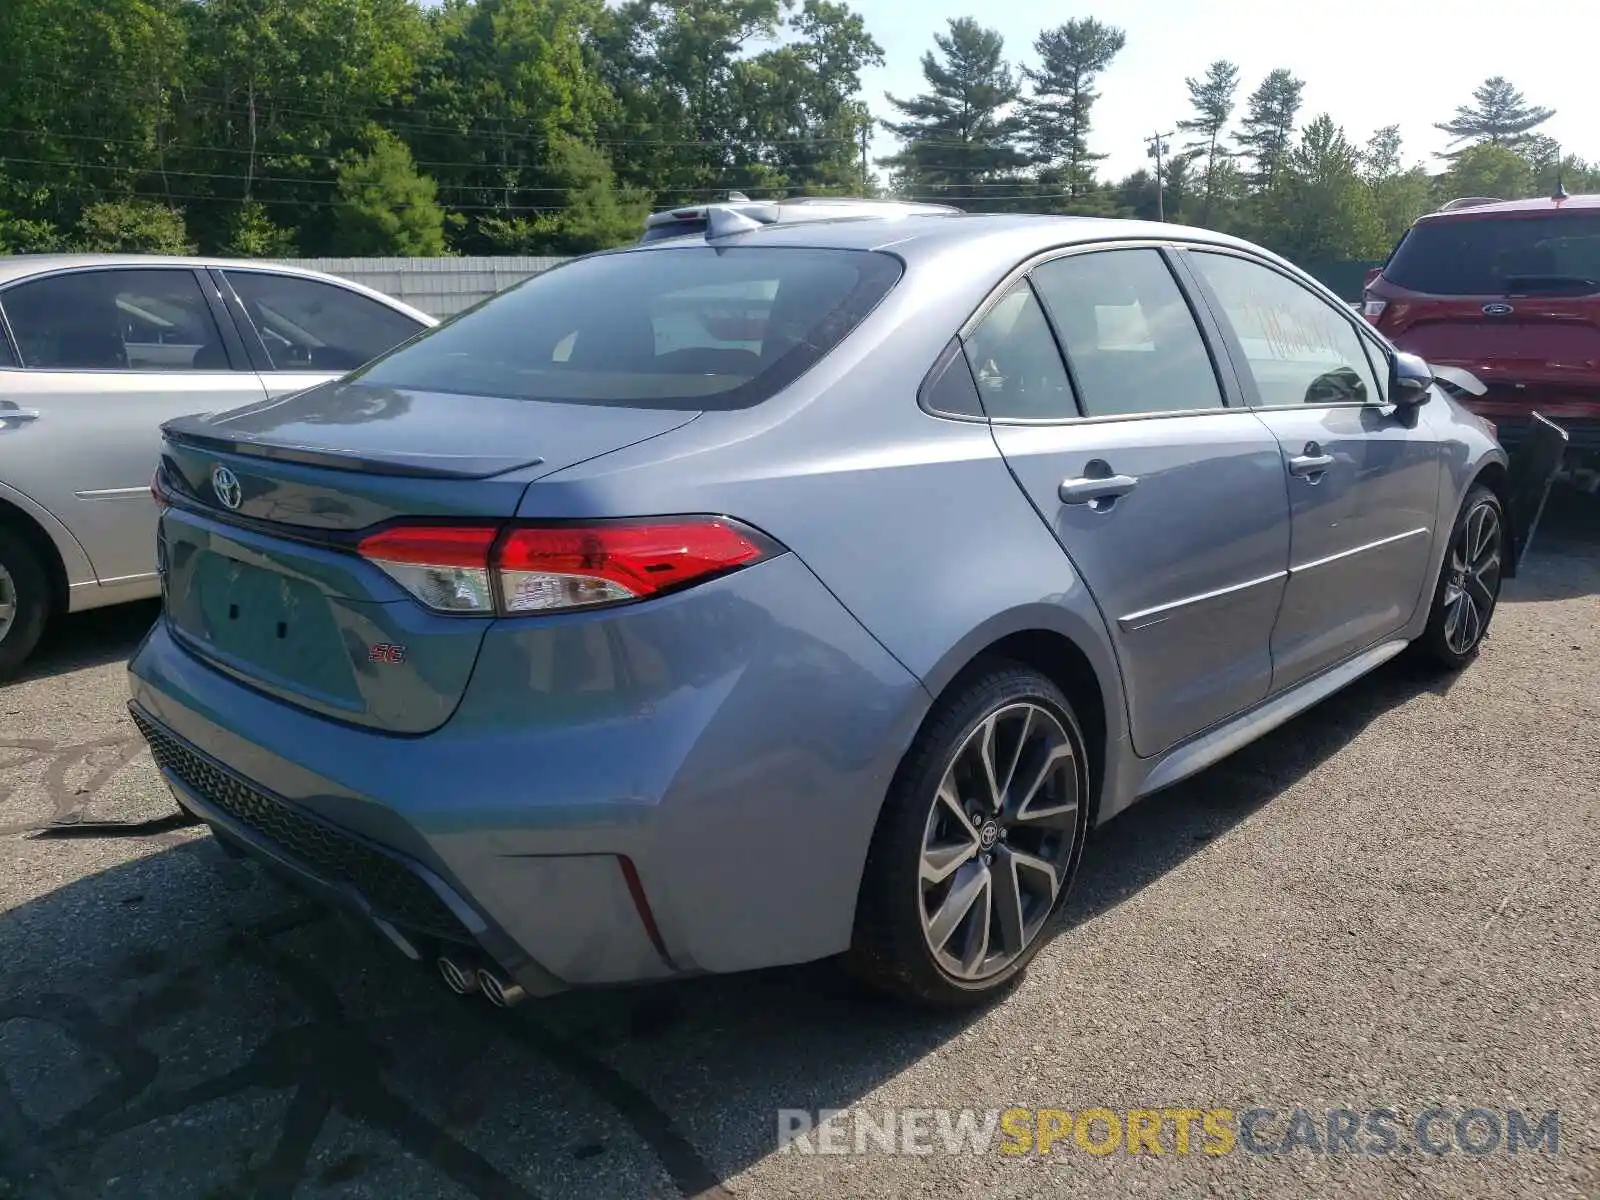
[160,413,541,480]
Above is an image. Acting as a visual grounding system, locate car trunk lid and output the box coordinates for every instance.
[157,381,700,733]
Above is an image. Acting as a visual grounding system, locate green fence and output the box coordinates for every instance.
[1299,260,1386,302]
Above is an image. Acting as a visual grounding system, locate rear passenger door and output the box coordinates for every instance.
[0,266,266,588]
[216,269,428,398]
[980,245,1291,758]
[1180,249,1442,690]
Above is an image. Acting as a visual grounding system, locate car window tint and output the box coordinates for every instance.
[2,269,228,371]
[1189,252,1382,408]
[1384,214,1600,295]
[1031,249,1224,417]
[354,247,902,410]
[962,283,1076,420]
[0,327,15,368]
[225,271,423,372]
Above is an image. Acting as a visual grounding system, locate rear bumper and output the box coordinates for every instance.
[127,552,929,990]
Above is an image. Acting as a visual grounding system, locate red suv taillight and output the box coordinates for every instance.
[356,517,775,616]
[1361,293,1387,321]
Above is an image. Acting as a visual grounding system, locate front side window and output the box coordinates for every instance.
[1031,248,1224,417]
[353,247,902,410]
[225,271,424,372]
[1189,252,1382,408]
[961,283,1076,420]
[2,269,228,371]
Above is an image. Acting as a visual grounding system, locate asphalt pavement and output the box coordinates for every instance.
[1,493,1597,1199]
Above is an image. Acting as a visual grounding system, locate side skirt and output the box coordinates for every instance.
[1134,639,1410,799]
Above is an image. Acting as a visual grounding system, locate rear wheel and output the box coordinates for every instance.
[1415,484,1505,670]
[0,524,49,680]
[849,662,1090,1008]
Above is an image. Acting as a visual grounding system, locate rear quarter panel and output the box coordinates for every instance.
[520,243,1135,818]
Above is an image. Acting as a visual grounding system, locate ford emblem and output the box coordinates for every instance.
[1482,302,1515,316]
[211,464,243,510]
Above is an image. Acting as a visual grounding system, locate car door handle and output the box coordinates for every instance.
[0,408,40,428]
[1059,473,1139,504]
[1287,451,1334,476]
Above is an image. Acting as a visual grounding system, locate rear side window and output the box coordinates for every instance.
[962,283,1076,420]
[3,268,228,371]
[0,327,14,368]
[225,271,423,372]
[354,247,903,410]
[1384,214,1600,296]
[1031,249,1224,417]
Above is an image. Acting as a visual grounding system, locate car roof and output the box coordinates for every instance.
[622,210,1269,266]
[1417,193,1600,223]
[0,253,436,323]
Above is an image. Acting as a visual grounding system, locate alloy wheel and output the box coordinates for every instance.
[918,702,1081,982]
[1442,499,1503,656]
[0,563,16,644]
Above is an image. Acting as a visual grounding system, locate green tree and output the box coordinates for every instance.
[221,201,299,256]
[595,0,787,202]
[75,199,196,253]
[1362,126,1431,246]
[334,129,449,254]
[731,1,884,196]
[1236,68,1303,190]
[1022,18,1126,201]
[177,0,431,250]
[1176,59,1240,225]
[0,0,186,229]
[1437,141,1533,204]
[1435,76,1555,157]
[1272,115,1384,262]
[882,18,1027,208]
[413,0,623,246]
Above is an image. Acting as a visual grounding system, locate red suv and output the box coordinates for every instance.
[1364,192,1600,472]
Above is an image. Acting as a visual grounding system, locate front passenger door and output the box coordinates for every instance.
[983,247,1292,758]
[1182,250,1443,690]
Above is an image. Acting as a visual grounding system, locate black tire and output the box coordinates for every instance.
[1414,484,1506,671]
[848,660,1091,1008]
[0,523,50,681]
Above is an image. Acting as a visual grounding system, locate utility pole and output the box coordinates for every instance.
[1145,129,1175,222]
[859,123,871,192]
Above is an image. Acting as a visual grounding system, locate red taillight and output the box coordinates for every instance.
[1361,293,1387,322]
[151,465,170,506]
[498,519,768,613]
[357,518,771,616]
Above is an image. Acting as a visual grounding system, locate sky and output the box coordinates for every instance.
[850,0,1593,181]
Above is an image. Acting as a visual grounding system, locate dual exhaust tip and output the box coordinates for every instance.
[437,954,527,1008]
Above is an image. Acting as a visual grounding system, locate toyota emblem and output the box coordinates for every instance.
[211,464,243,510]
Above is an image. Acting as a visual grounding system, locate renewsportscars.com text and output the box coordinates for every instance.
[777,1106,1561,1157]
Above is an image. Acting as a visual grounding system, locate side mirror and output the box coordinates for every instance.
[1389,351,1433,408]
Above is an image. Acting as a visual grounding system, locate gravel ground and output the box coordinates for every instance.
[1,493,1596,1200]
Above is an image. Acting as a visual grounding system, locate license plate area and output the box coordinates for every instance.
[189,552,354,698]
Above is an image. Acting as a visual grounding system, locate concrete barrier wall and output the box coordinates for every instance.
[274,256,572,317]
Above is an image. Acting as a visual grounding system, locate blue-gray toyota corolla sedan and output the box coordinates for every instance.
[129,208,1513,1008]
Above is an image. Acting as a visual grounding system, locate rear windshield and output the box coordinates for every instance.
[354,246,902,409]
[1385,214,1600,296]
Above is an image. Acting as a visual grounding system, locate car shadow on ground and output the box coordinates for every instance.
[1504,486,1600,603]
[0,643,1455,1199]
[11,600,161,684]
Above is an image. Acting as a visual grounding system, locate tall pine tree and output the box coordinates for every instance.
[1022,18,1126,201]
[1435,77,1555,157]
[882,17,1027,209]
[1176,59,1240,225]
